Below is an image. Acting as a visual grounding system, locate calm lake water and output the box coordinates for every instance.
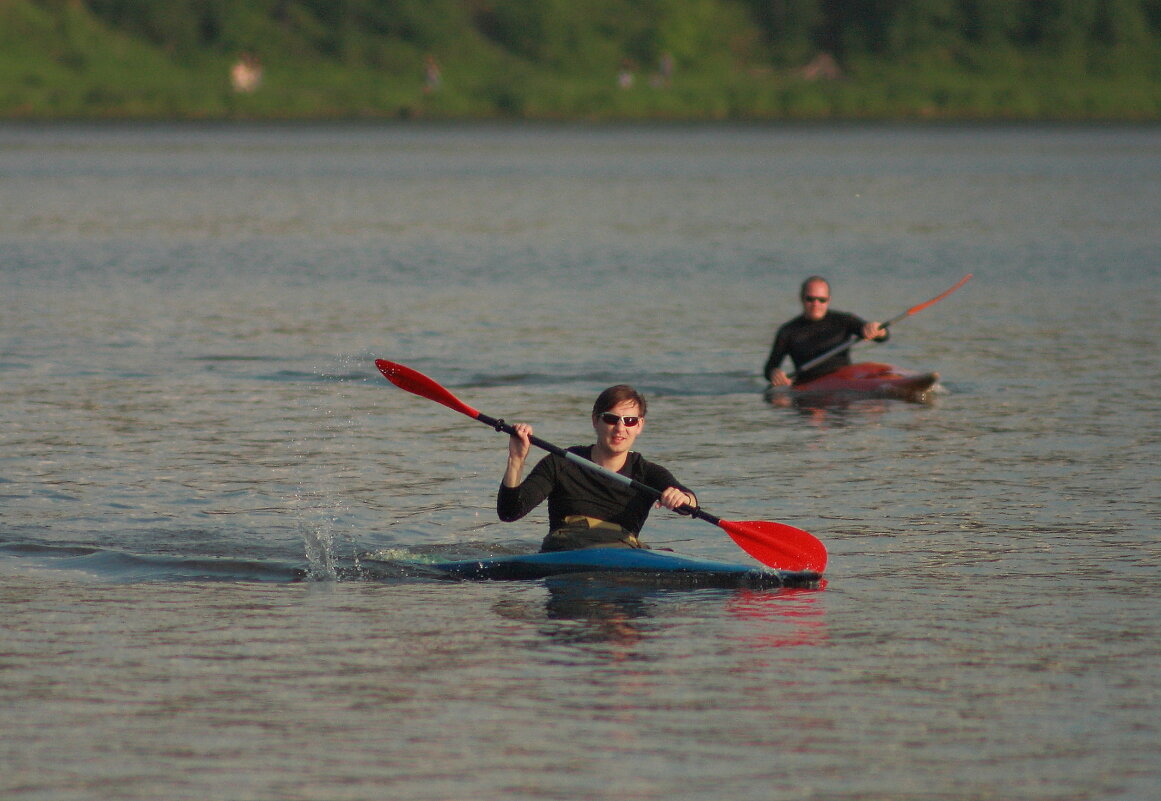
[2,122,1159,800]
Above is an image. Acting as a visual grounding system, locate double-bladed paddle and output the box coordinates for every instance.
[375,359,827,573]
[793,273,973,376]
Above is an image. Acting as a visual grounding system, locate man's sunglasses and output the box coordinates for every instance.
[598,413,641,427]
[802,296,830,303]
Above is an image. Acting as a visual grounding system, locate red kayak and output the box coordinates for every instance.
[771,362,940,404]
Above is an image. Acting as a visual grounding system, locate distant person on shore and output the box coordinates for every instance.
[498,384,697,553]
[617,59,636,89]
[423,55,442,93]
[653,51,674,88]
[799,52,842,81]
[230,52,263,94]
[764,276,887,386]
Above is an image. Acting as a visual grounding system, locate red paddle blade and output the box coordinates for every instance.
[719,519,828,573]
[375,359,481,419]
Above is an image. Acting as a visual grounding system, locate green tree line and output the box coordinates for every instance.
[3,0,1160,119]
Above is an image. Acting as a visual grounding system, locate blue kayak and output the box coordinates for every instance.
[419,548,822,589]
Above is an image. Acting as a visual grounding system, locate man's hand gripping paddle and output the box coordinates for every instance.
[375,359,827,573]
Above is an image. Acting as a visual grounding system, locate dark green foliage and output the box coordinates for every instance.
[3,0,1161,118]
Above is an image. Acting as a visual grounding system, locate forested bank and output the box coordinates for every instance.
[3,0,1161,120]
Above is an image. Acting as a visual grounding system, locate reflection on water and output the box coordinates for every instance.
[542,579,654,651]
[489,577,829,656]
[726,586,829,648]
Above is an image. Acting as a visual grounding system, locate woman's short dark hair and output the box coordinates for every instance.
[592,385,647,418]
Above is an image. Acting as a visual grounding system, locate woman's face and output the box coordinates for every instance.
[592,399,644,455]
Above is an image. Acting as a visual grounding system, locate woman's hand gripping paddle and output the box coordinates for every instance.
[375,359,828,573]
[794,273,973,376]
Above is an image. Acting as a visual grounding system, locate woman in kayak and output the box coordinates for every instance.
[498,384,697,552]
[764,275,888,386]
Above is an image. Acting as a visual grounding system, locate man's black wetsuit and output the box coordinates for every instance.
[497,445,695,552]
[763,310,886,384]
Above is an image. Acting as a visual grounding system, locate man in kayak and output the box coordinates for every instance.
[498,384,698,552]
[764,275,888,386]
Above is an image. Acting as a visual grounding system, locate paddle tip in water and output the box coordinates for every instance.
[720,518,828,573]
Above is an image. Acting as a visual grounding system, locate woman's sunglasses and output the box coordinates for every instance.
[598,413,641,427]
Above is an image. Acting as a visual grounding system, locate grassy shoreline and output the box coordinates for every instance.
[7,68,1158,123]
